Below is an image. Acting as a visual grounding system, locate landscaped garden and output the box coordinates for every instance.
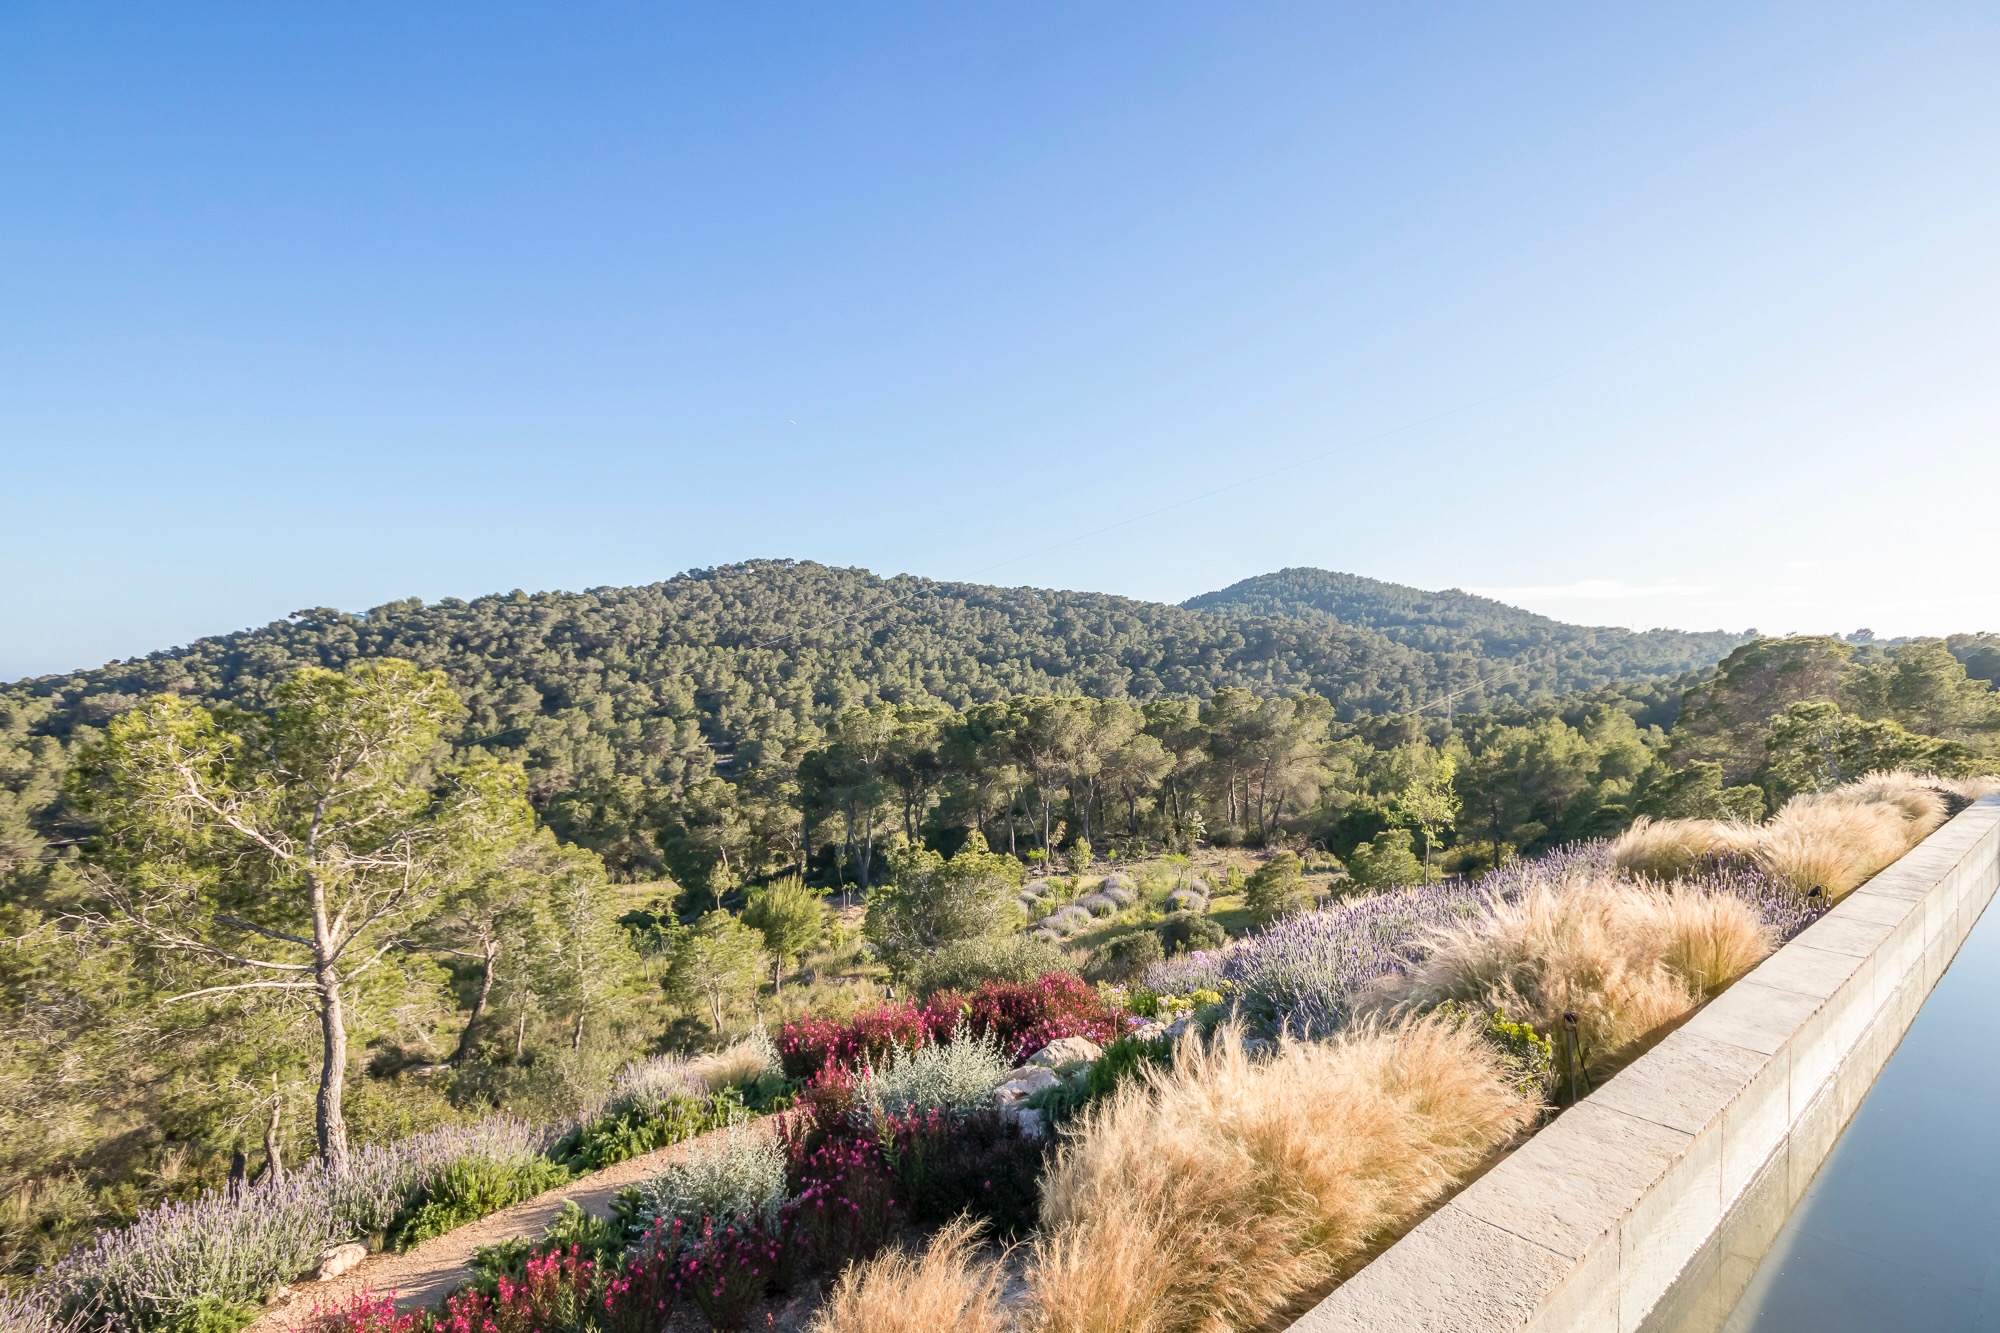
[13,770,1993,1333]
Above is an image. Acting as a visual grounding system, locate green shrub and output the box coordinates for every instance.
[1087,930,1164,984]
[1348,828,1428,888]
[463,1198,625,1299]
[906,933,1075,996]
[463,1236,535,1296]
[1160,911,1226,954]
[390,1156,572,1249]
[1434,1001,1555,1099]
[161,1296,259,1333]
[1087,1033,1171,1102]
[1244,852,1311,923]
[551,1089,745,1173]
[541,1198,622,1257]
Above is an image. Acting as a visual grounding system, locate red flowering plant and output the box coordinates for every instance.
[602,1218,690,1333]
[469,1246,597,1333]
[966,973,1123,1060]
[303,1291,425,1333]
[681,1210,796,1331]
[793,1135,897,1271]
[877,1105,1049,1238]
[777,999,935,1079]
[774,1012,855,1079]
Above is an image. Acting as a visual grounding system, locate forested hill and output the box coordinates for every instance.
[5,560,1742,820]
[1186,567,1746,676]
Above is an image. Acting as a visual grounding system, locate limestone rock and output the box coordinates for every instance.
[316,1242,368,1281]
[993,1066,1060,1104]
[1027,1036,1104,1070]
[1015,1108,1046,1140]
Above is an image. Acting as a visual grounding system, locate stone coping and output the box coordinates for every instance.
[1288,795,2000,1333]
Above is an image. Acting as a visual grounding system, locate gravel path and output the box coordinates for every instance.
[250,1118,776,1332]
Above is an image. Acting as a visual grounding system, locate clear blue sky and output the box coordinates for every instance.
[5,3,1999,681]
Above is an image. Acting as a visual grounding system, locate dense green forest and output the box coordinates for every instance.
[1185,566,1745,670]
[5,561,1998,1288]
[5,561,1743,882]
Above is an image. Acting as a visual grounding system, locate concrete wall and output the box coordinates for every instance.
[1288,795,2000,1333]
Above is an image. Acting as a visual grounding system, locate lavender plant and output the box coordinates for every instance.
[0,1293,81,1333]
[1218,879,1491,1034]
[1145,843,1826,1040]
[584,1053,709,1126]
[37,1116,552,1333]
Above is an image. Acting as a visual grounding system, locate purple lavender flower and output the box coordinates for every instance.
[1145,841,1825,1039]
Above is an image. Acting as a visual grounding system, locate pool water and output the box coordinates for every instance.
[1712,889,2000,1331]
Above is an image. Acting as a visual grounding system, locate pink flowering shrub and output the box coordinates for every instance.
[777,998,958,1079]
[777,972,1124,1079]
[966,973,1122,1059]
[793,1136,897,1271]
[304,1292,423,1333]
[683,1214,792,1330]
[878,1105,1048,1238]
[311,1248,601,1333]
[601,1220,687,1333]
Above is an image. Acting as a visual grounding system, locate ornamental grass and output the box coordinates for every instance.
[1611,770,2000,900]
[1359,873,1774,1080]
[809,1215,1008,1333]
[1025,1020,1538,1333]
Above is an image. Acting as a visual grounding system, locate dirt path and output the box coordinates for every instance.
[251,1118,776,1331]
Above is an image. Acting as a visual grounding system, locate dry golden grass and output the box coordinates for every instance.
[1656,888,1778,995]
[690,1034,776,1092]
[810,1214,1008,1333]
[1361,876,1772,1080]
[1608,816,1762,880]
[1613,770,2000,902]
[1025,1020,1537,1333]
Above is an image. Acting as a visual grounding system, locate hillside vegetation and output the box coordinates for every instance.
[5,561,1999,1317]
[1185,567,1743,674]
[5,561,1738,881]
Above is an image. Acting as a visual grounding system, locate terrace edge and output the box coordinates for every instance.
[1288,794,2000,1333]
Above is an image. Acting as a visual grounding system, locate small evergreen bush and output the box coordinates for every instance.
[1244,852,1312,923]
[1160,910,1226,954]
[1088,930,1164,984]
[906,934,1073,996]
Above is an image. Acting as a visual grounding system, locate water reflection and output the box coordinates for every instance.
[1649,891,2000,1332]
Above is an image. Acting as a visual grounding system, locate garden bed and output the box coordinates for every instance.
[26,773,1993,1333]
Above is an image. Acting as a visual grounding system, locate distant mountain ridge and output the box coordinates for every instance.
[6,562,1748,812]
[1185,567,1744,679]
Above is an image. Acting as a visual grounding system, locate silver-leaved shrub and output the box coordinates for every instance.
[635,1127,787,1233]
[854,1024,1010,1117]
